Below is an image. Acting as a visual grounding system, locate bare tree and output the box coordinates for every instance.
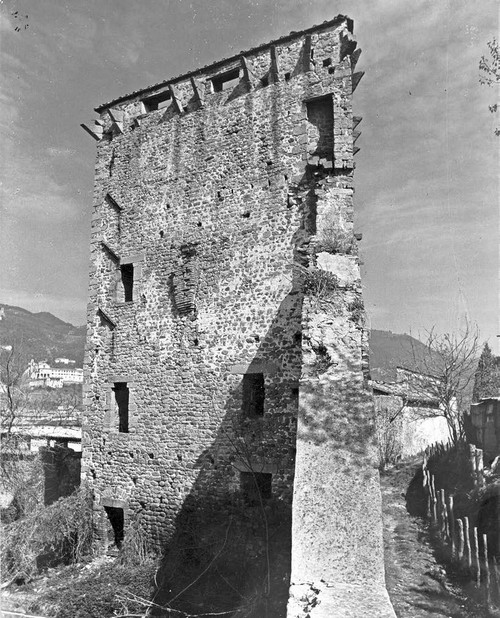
[0,344,30,444]
[479,38,500,135]
[0,344,83,519]
[408,324,481,445]
[1,344,82,444]
[374,397,408,469]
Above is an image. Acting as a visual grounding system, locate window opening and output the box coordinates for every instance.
[120,264,134,302]
[212,68,240,92]
[104,506,124,548]
[241,471,272,505]
[242,373,265,416]
[306,95,334,160]
[113,382,129,433]
[142,90,171,112]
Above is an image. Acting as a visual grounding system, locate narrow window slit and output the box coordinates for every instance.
[242,373,265,417]
[113,382,129,433]
[120,264,134,302]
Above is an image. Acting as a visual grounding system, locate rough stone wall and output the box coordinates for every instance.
[82,15,394,616]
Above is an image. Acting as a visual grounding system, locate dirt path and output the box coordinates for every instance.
[381,459,489,618]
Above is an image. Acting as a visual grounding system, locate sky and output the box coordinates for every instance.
[0,0,498,349]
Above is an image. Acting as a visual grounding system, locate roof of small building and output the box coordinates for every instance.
[471,397,500,408]
[95,14,351,112]
[370,379,439,406]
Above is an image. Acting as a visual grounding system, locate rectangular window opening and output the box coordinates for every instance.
[120,264,134,302]
[113,382,129,433]
[212,68,240,92]
[242,373,265,417]
[241,471,272,505]
[142,90,171,112]
[104,506,124,548]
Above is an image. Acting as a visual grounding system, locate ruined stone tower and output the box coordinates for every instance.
[82,15,395,617]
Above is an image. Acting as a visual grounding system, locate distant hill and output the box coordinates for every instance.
[369,329,433,382]
[0,303,431,381]
[0,304,86,365]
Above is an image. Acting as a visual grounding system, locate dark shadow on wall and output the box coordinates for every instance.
[150,286,304,617]
[147,169,314,617]
[41,444,81,506]
[145,177,375,615]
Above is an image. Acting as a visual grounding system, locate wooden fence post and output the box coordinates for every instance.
[440,489,448,540]
[483,534,491,604]
[473,526,480,586]
[464,517,472,569]
[457,518,464,561]
[436,486,442,532]
[431,474,437,522]
[494,556,500,603]
[448,495,456,557]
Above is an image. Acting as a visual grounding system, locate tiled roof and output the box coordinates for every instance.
[95,14,351,112]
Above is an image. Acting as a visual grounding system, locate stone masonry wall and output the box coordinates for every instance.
[82,15,394,616]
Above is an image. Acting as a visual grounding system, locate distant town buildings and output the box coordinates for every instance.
[54,357,76,365]
[27,359,83,389]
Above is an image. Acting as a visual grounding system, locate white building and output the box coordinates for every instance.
[54,357,76,365]
[27,360,83,388]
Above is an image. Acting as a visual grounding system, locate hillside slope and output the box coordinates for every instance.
[0,303,431,379]
[0,304,86,365]
[369,329,433,382]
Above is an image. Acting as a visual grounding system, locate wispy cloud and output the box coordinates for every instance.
[0,0,497,347]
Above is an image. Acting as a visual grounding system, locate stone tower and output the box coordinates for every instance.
[82,15,395,617]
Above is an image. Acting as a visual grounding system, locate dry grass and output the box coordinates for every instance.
[1,485,94,584]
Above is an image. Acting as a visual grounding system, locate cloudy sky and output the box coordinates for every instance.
[0,0,498,348]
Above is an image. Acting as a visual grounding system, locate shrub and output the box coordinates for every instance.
[348,295,365,323]
[1,484,94,583]
[118,512,156,566]
[27,559,158,618]
[316,216,354,255]
[298,265,339,299]
[1,447,44,522]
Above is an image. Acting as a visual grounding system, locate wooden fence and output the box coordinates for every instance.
[422,441,499,605]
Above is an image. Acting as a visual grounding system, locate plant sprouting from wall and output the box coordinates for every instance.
[316,213,355,255]
[348,295,365,324]
[296,264,339,301]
